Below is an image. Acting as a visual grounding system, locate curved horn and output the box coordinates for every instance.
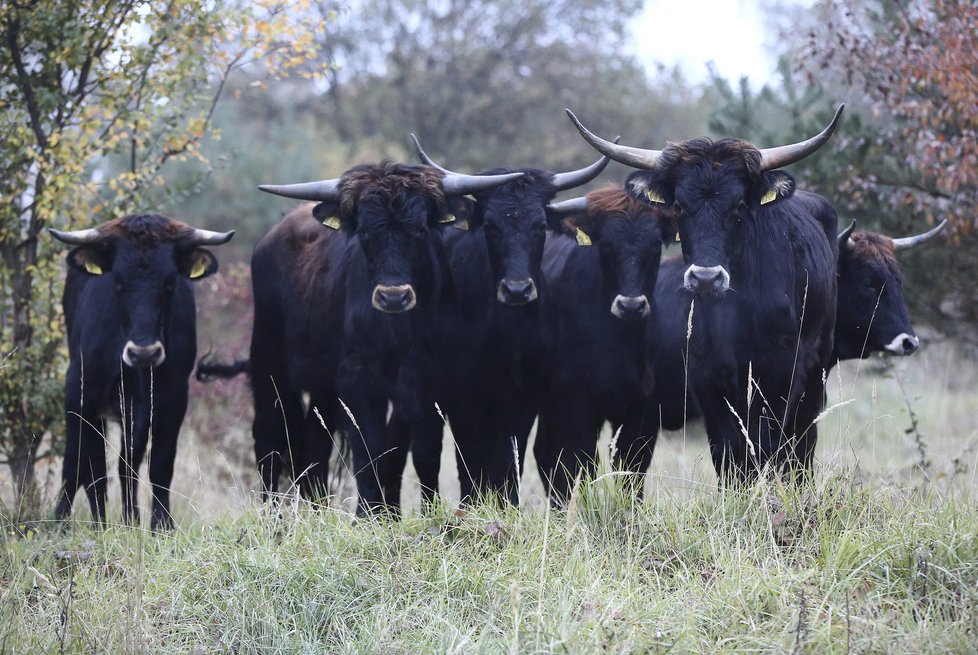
[410,134,525,194]
[566,109,663,170]
[552,137,620,192]
[47,227,101,245]
[892,218,948,251]
[759,104,845,171]
[546,196,589,217]
[410,134,450,174]
[189,228,235,246]
[441,170,524,196]
[838,219,856,250]
[258,178,342,201]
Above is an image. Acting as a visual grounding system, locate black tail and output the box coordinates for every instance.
[195,354,250,382]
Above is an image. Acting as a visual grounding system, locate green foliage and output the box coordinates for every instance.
[0,0,325,513]
[304,0,709,172]
[751,0,978,343]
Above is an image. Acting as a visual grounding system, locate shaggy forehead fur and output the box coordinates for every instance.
[97,214,192,246]
[846,231,899,274]
[339,161,446,218]
[586,185,654,219]
[661,138,763,178]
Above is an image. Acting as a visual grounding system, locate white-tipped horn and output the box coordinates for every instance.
[758,104,845,171]
[892,218,948,251]
[566,109,663,170]
[838,219,856,250]
[47,227,101,245]
[546,197,589,216]
[258,178,342,201]
[441,170,524,196]
[410,134,525,194]
[190,228,235,246]
[551,144,617,192]
[410,134,450,174]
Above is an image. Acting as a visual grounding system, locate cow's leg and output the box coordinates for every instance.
[57,362,109,526]
[697,388,757,485]
[406,406,444,507]
[146,385,188,531]
[58,416,108,526]
[251,369,303,501]
[450,409,486,505]
[782,376,825,482]
[612,407,656,499]
[300,394,335,502]
[492,401,538,506]
[118,380,152,527]
[378,406,413,516]
[81,418,109,527]
[534,404,600,506]
[340,381,391,516]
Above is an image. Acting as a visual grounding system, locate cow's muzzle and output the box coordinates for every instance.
[884,332,919,356]
[611,294,650,320]
[122,341,166,368]
[683,265,730,295]
[497,278,538,305]
[372,284,417,313]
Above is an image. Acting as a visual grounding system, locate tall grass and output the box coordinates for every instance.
[1,341,976,653]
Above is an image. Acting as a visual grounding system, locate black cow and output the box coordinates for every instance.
[568,106,845,482]
[533,186,671,504]
[408,137,612,505]
[834,219,947,359]
[251,161,521,514]
[648,219,950,429]
[49,215,233,529]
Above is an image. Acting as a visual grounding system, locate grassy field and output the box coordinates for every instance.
[2,340,978,653]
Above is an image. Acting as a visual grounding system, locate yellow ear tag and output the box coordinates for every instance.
[453,218,470,231]
[439,213,456,224]
[189,258,207,279]
[84,261,103,275]
[760,188,777,205]
[646,190,666,204]
[322,216,341,230]
[576,228,592,247]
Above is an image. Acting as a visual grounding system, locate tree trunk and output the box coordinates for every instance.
[7,428,41,519]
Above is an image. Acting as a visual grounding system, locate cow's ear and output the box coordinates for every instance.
[312,201,343,230]
[67,246,110,276]
[178,248,219,280]
[441,196,478,231]
[757,171,796,207]
[659,215,680,246]
[558,215,599,247]
[625,171,671,207]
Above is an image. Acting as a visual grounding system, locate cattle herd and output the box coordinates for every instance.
[48,103,948,528]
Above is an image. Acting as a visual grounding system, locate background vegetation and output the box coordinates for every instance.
[1,0,976,651]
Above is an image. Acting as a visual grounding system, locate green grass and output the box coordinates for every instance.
[2,343,978,653]
[3,470,978,653]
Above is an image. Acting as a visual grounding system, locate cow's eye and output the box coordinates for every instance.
[736,200,750,215]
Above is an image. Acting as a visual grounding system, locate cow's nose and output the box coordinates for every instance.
[611,294,650,320]
[885,332,919,356]
[684,265,730,295]
[373,284,417,313]
[497,278,538,305]
[123,341,166,368]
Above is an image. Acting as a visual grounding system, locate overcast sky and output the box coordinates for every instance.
[627,0,808,85]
